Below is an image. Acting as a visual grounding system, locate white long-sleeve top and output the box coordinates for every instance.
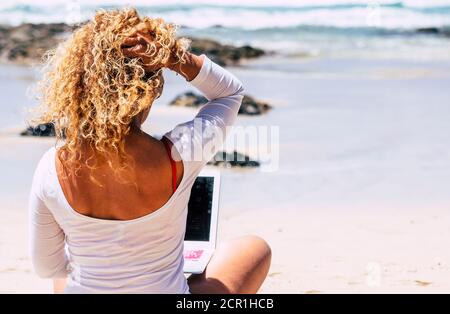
[28,55,244,293]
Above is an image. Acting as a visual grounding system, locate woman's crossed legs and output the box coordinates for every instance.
[188,235,272,294]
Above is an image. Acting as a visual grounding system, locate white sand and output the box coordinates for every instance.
[2,173,450,293]
[1,58,450,293]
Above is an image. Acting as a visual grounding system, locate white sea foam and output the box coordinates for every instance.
[1,0,450,9]
[1,0,450,29]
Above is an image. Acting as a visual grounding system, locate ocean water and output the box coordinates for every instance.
[0,64,39,129]
[1,0,450,59]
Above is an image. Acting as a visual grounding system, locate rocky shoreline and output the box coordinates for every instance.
[0,23,76,64]
[0,23,265,66]
[189,38,265,66]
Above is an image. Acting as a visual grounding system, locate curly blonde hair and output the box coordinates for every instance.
[36,8,190,180]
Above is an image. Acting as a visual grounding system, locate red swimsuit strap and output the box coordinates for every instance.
[162,138,177,193]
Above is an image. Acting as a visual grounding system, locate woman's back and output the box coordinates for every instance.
[32,145,191,293]
[56,132,183,221]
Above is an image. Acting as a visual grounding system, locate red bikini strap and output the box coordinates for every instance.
[162,137,177,193]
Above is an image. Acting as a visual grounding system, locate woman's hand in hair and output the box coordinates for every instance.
[121,30,203,81]
[122,31,160,72]
[121,31,177,73]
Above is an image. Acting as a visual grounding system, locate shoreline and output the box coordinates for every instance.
[0,23,267,67]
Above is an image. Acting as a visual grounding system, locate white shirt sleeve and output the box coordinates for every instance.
[164,55,244,179]
[28,150,69,279]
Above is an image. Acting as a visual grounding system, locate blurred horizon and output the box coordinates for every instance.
[2,0,450,29]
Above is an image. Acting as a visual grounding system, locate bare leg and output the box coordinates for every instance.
[188,235,272,294]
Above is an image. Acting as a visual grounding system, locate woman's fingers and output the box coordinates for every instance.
[121,31,161,72]
[121,37,141,47]
[122,30,154,46]
[122,44,147,57]
[122,33,156,56]
[122,45,159,71]
[136,31,155,44]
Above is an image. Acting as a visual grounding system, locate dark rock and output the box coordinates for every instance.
[239,95,272,116]
[0,23,75,64]
[169,91,207,107]
[208,151,260,168]
[20,123,56,137]
[190,38,265,66]
[415,27,450,37]
[416,27,441,35]
[169,92,272,116]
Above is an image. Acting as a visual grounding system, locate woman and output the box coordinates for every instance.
[29,8,271,294]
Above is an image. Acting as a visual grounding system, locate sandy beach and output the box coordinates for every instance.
[1,53,450,293]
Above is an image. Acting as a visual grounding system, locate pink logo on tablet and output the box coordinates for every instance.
[184,250,204,260]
